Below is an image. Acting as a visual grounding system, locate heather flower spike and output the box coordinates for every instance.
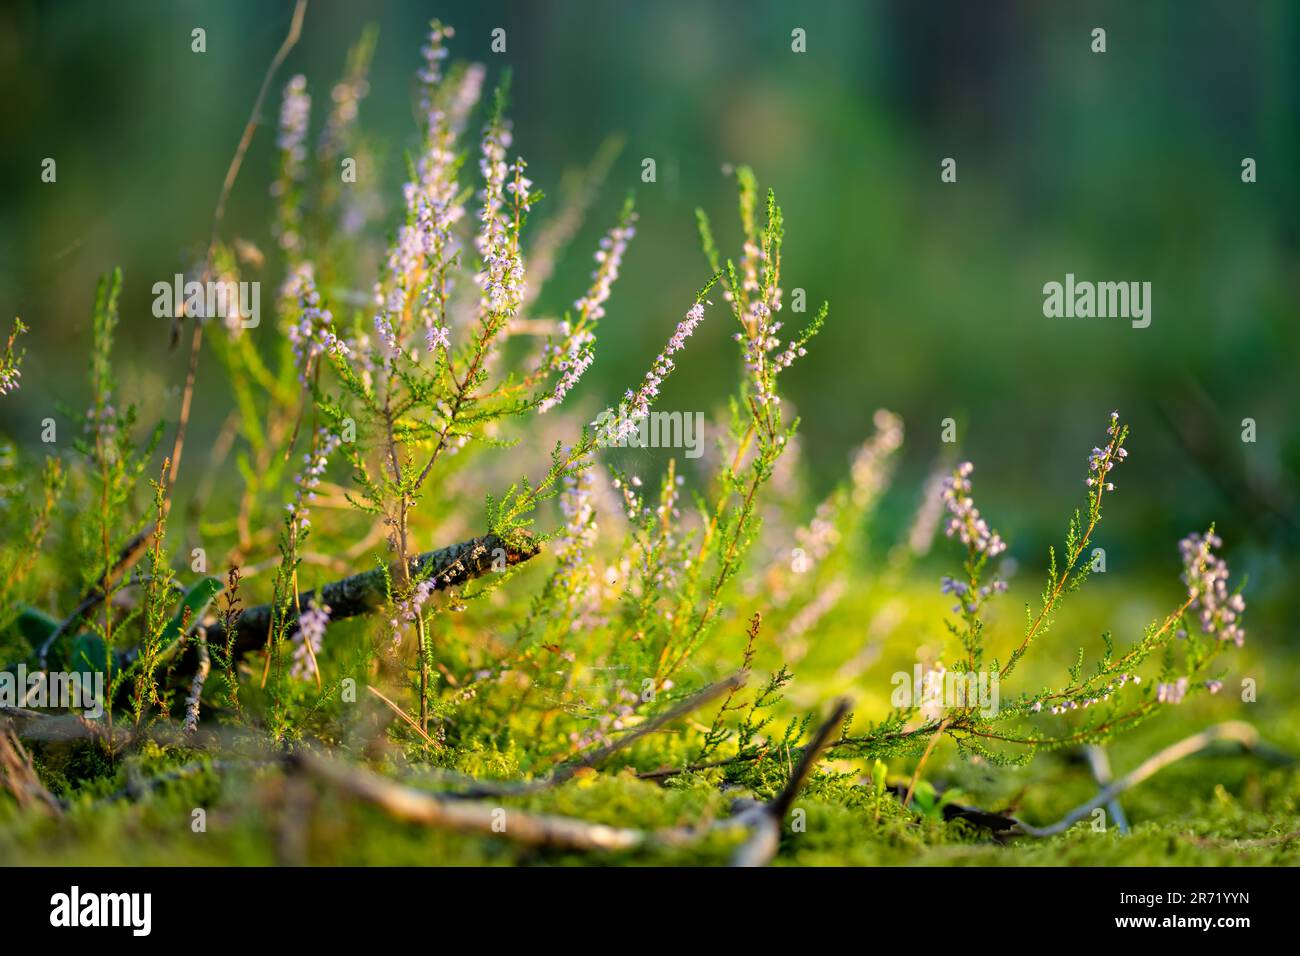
[290,600,331,682]
[0,317,27,395]
[597,290,714,444]
[539,197,638,412]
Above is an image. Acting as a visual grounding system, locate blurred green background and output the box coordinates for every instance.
[1,0,1296,605]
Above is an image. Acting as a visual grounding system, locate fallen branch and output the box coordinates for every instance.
[293,691,846,860]
[731,697,852,867]
[294,749,651,852]
[182,629,211,735]
[1016,721,1264,837]
[176,532,539,676]
[1083,744,1128,834]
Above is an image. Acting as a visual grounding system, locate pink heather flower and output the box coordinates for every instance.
[426,321,451,353]
[539,325,595,413]
[284,264,349,381]
[849,409,904,508]
[939,576,968,597]
[290,600,331,681]
[275,74,311,177]
[318,68,371,161]
[1156,676,1190,705]
[373,310,401,359]
[391,577,437,645]
[1086,412,1129,490]
[941,462,1007,557]
[416,22,452,126]
[574,213,635,323]
[599,300,709,443]
[474,113,525,317]
[1178,530,1245,646]
[371,33,479,361]
[731,275,799,408]
[286,428,341,536]
[449,63,485,133]
[555,460,598,572]
[539,212,638,413]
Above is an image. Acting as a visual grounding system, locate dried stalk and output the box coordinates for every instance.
[37,0,310,667]
[730,697,851,867]
[0,719,63,817]
[1017,721,1263,837]
[294,749,650,852]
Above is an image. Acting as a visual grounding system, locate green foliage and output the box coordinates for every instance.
[0,20,1279,869]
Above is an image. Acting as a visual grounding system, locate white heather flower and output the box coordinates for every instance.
[0,318,25,396]
[287,428,341,536]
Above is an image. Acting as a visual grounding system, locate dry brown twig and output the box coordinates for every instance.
[730,697,852,867]
[292,691,852,863]
[0,719,63,817]
[38,0,311,667]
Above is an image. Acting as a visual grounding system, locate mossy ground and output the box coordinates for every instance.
[4,574,1296,867]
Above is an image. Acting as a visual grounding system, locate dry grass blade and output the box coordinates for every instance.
[0,719,63,817]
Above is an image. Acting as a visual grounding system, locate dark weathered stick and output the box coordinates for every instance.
[185,533,539,675]
[730,697,852,867]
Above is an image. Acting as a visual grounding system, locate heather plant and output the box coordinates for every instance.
[0,16,1277,867]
